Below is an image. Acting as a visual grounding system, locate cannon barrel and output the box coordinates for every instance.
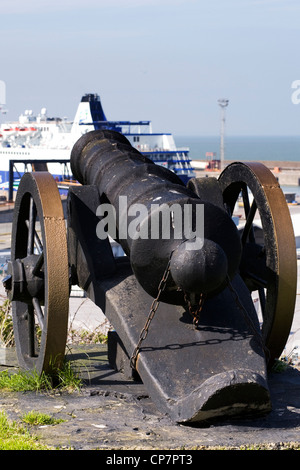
[71,130,241,304]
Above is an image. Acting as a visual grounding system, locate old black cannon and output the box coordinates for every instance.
[4,129,297,423]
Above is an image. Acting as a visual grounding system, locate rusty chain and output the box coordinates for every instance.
[130,249,207,370]
[130,254,173,370]
[184,292,206,328]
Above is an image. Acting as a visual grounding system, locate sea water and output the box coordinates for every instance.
[175,135,300,195]
[175,135,300,163]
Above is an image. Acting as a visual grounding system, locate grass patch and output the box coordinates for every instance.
[53,360,82,391]
[0,411,52,450]
[0,369,52,392]
[0,360,82,393]
[21,410,65,426]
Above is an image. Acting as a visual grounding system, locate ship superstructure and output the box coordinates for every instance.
[0,93,194,193]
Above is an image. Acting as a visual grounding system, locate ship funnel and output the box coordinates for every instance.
[71,93,108,136]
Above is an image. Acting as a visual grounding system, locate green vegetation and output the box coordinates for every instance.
[21,410,65,426]
[0,411,52,450]
[0,410,65,450]
[0,360,82,393]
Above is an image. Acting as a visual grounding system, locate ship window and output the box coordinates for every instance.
[133,136,140,142]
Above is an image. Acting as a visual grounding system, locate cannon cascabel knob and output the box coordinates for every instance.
[170,239,228,295]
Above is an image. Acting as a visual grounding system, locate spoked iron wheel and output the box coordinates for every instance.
[5,172,69,374]
[218,162,297,365]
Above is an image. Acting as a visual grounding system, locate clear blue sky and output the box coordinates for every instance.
[1,0,300,136]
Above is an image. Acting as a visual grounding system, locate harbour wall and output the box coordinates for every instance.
[194,160,300,187]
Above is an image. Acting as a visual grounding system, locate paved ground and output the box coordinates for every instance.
[0,275,299,450]
[1,344,300,450]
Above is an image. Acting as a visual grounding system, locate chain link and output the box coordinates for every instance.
[184,292,206,327]
[130,254,173,370]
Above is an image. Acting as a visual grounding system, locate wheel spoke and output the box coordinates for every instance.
[241,188,257,244]
[241,199,257,245]
[241,185,250,214]
[27,304,36,357]
[33,230,43,253]
[25,220,43,253]
[32,252,44,276]
[258,287,266,317]
[242,269,268,289]
[27,197,36,255]
[32,297,44,330]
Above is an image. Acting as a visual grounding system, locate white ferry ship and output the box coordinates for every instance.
[0,93,194,195]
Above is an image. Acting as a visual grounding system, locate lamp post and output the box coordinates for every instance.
[218,99,229,170]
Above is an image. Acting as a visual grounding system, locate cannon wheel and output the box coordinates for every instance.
[9,172,69,374]
[217,162,297,365]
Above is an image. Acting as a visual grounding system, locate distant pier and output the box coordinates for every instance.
[193,160,300,187]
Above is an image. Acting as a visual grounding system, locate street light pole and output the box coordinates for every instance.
[218,99,229,170]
